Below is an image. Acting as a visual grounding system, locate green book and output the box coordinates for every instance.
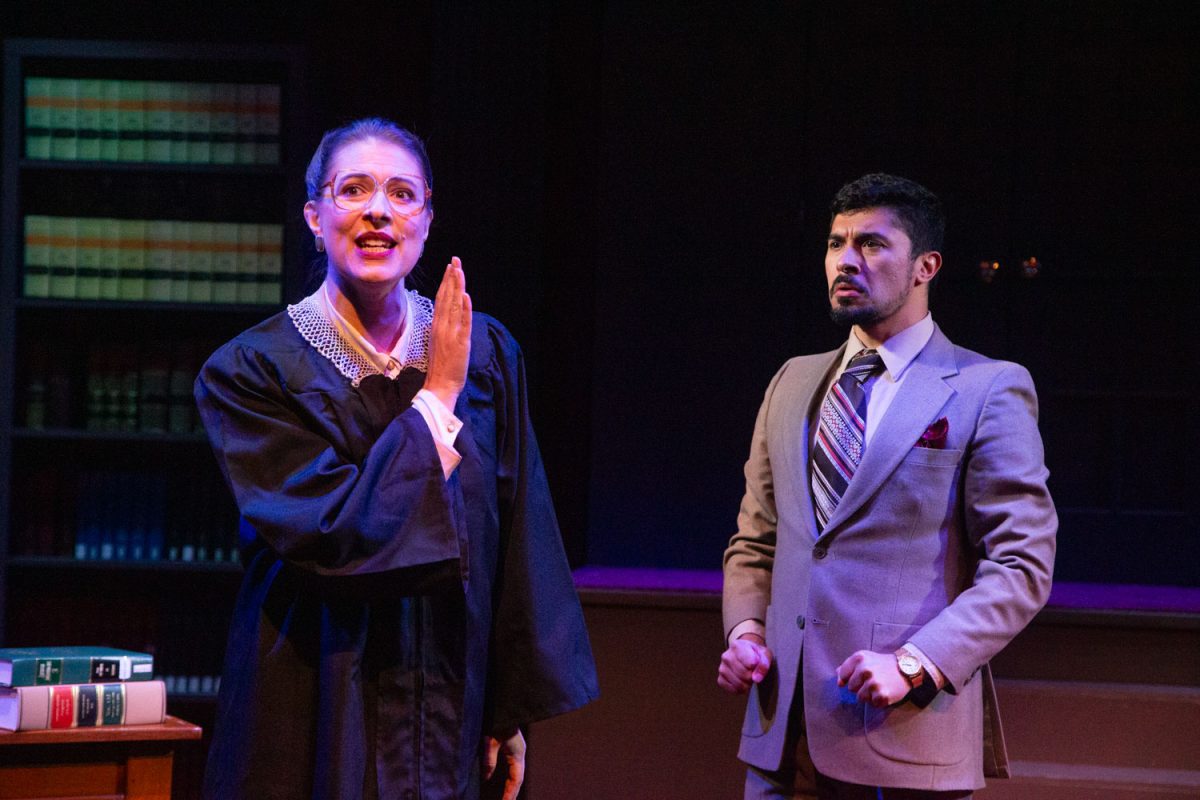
[168,81,190,163]
[49,78,80,161]
[77,79,103,161]
[97,80,121,161]
[186,83,213,164]
[76,217,104,299]
[169,220,192,302]
[211,83,238,164]
[0,646,154,687]
[22,215,52,298]
[186,221,215,303]
[116,80,146,162]
[234,83,258,164]
[211,222,240,303]
[257,223,282,304]
[235,222,260,304]
[116,219,147,300]
[144,81,173,163]
[144,220,175,302]
[24,77,53,159]
[48,216,79,299]
[97,218,122,299]
[255,83,281,164]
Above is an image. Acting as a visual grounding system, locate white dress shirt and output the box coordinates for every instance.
[824,312,935,448]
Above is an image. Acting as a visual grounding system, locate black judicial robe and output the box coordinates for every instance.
[193,308,598,800]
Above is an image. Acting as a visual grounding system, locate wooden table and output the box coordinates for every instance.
[0,715,201,800]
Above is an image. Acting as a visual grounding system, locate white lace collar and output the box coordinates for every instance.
[287,285,433,387]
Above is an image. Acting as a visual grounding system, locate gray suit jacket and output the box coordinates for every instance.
[723,324,1056,791]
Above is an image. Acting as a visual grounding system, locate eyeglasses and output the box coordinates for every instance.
[321,171,431,216]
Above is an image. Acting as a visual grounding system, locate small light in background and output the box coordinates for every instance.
[1021,256,1040,279]
[979,260,1001,284]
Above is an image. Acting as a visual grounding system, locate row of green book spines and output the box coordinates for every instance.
[25,129,281,165]
[24,217,283,260]
[22,216,283,305]
[23,268,283,306]
[82,372,204,436]
[24,77,280,123]
[21,337,215,430]
[24,77,280,165]
[25,375,204,437]
[25,216,283,244]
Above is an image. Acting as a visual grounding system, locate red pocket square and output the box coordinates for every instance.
[915,417,949,449]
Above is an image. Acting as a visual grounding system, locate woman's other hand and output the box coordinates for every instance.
[482,728,526,800]
[424,256,472,409]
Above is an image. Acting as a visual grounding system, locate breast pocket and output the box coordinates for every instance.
[902,446,964,468]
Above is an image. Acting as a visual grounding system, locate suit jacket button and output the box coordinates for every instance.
[813,547,828,560]
[796,615,806,630]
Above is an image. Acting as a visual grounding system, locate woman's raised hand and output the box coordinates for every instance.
[423,257,472,409]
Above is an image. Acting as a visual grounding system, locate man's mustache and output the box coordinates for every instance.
[830,275,867,295]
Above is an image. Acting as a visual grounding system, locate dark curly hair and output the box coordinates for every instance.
[830,173,944,257]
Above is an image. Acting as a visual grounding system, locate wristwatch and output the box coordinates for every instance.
[894,648,925,689]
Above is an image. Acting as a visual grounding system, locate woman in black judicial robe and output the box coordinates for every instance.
[194,118,597,800]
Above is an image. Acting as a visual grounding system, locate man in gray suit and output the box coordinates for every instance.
[718,174,1056,799]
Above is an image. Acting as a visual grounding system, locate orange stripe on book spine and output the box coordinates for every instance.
[78,98,121,110]
[30,233,244,250]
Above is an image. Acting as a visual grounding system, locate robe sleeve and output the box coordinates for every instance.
[194,339,466,581]
[483,323,599,731]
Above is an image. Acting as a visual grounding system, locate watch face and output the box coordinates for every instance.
[897,655,921,676]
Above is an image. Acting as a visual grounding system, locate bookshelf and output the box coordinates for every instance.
[0,39,305,792]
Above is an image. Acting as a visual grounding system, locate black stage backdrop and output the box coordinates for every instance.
[7,0,1197,585]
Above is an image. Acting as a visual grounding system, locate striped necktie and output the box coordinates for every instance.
[811,349,884,532]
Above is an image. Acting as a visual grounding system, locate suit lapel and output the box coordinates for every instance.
[817,326,959,538]
[791,347,844,539]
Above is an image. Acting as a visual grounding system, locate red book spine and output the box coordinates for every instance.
[50,685,75,728]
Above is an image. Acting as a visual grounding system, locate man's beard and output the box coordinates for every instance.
[829,303,883,327]
[827,263,914,328]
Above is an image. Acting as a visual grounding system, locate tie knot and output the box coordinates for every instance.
[844,350,883,384]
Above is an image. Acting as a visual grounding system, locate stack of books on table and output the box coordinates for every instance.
[0,646,165,731]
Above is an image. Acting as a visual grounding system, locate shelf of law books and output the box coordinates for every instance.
[8,324,242,568]
[4,41,300,310]
[0,41,303,715]
[20,215,284,307]
[23,77,282,167]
